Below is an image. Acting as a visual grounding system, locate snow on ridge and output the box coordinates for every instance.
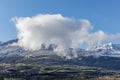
[1,39,120,58]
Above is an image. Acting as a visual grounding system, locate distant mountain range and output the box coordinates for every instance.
[1,39,120,70]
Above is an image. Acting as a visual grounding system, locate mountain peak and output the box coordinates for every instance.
[90,43,119,51]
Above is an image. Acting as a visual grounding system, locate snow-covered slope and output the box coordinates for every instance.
[0,39,59,59]
[0,39,120,58]
[88,43,120,57]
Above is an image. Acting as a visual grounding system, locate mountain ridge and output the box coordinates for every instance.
[1,39,120,70]
[1,39,120,57]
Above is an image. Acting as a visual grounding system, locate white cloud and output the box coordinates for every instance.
[13,14,120,57]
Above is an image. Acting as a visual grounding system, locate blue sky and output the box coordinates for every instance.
[0,0,120,42]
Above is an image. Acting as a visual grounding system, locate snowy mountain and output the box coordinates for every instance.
[1,39,120,70]
[88,43,120,57]
[0,39,59,59]
[0,39,120,58]
[90,42,120,51]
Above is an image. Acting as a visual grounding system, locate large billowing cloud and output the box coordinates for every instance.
[13,14,120,57]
